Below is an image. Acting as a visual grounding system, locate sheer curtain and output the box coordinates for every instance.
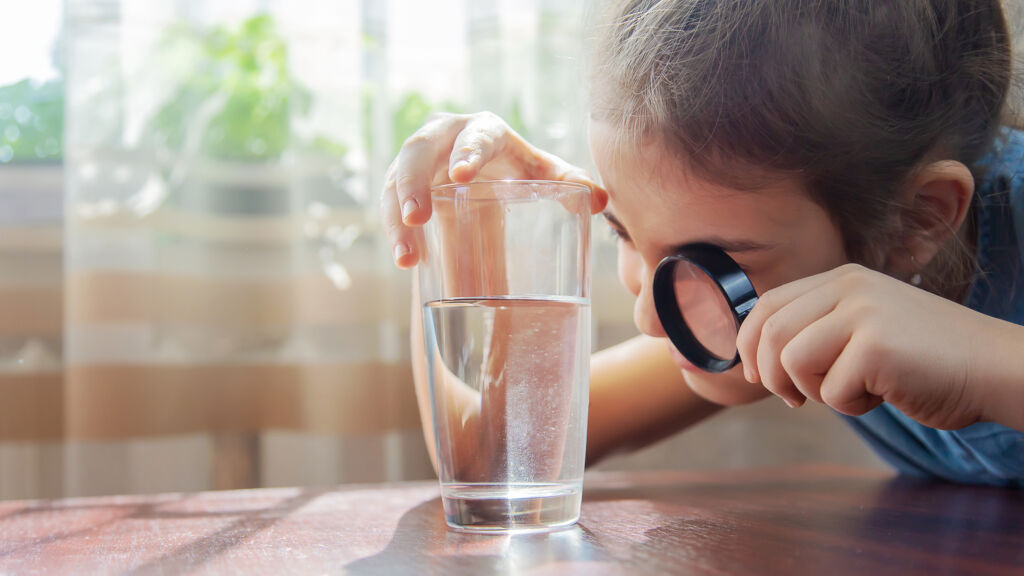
[0,0,65,498]
[1,0,630,499]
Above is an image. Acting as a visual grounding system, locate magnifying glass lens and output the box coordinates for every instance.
[672,260,738,361]
[653,244,757,373]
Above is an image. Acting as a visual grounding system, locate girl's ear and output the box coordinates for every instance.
[887,160,975,280]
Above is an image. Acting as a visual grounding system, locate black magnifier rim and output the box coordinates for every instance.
[653,243,758,373]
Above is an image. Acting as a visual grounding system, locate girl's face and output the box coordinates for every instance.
[588,119,848,370]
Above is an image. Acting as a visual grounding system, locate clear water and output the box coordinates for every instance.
[423,296,590,532]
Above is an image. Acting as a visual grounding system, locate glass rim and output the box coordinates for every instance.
[429,179,591,201]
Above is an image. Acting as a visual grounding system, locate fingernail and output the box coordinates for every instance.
[451,160,469,172]
[393,243,410,262]
[784,397,800,409]
[401,199,418,221]
[743,366,754,383]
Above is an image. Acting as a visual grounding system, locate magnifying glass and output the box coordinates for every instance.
[652,243,758,373]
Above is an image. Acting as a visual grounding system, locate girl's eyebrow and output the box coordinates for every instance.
[601,210,775,254]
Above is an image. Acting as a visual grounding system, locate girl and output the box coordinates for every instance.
[381,0,1024,486]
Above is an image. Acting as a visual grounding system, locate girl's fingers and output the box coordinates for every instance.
[449,116,607,212]
[448,112,511,183]
[525,148,608,214]
[818,337,884,416]
[395,115,468,227]
[736,265,849,383]
[448,117,607,220]
[779,311,852,404]
[383,110,606,269]
[381,174,418,268]
[753,286,841,408]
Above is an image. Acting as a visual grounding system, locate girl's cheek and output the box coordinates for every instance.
[617,243,643,298]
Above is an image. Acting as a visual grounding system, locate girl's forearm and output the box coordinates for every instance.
[978,317,1024,432]
[587,335,725,466]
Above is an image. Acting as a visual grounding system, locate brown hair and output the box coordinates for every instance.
[593,0,1013,296]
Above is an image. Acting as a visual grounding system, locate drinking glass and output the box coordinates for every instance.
[418,180,591,533]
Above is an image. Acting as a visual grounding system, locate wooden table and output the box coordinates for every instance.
[1,465,1021,575]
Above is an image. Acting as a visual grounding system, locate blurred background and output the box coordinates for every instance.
[18,0,1002,501]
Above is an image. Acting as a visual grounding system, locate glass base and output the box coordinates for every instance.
[441,482,581,534]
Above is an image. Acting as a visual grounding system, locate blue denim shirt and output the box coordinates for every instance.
[841,129,1024,487]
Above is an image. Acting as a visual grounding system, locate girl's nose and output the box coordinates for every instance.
[633,274,668,339]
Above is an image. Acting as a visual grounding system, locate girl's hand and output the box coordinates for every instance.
[381,111,607,269]
[735,263,1001,430]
